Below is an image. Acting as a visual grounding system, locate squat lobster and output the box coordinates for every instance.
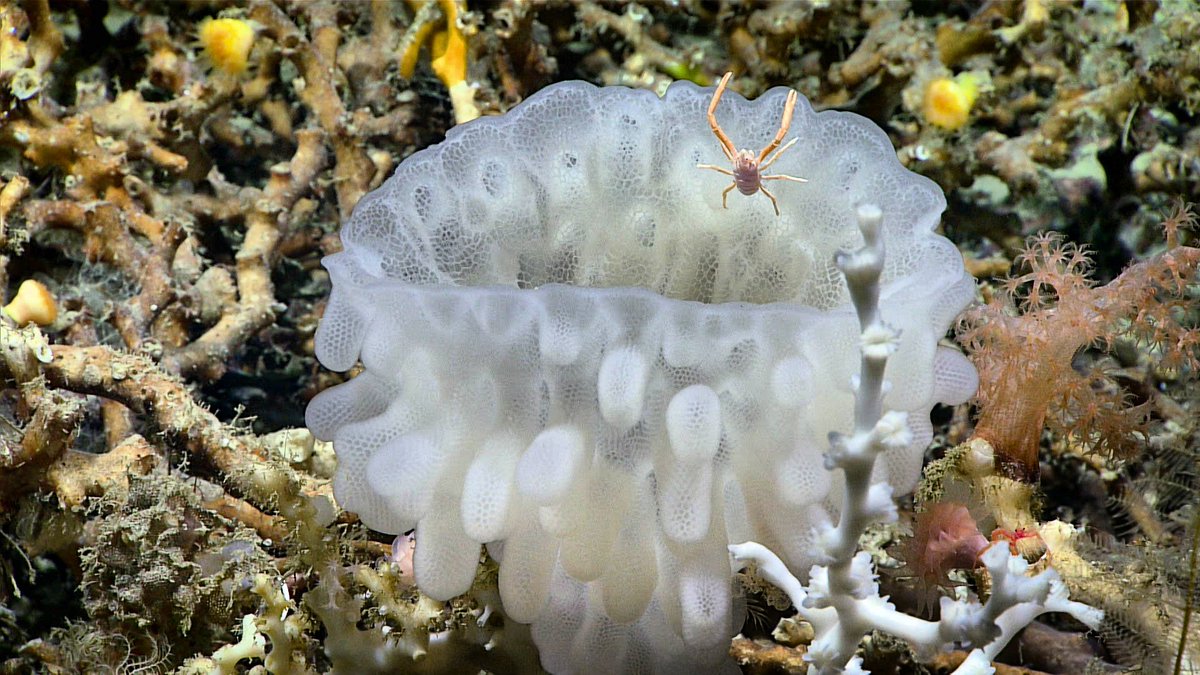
[697,72,808,216]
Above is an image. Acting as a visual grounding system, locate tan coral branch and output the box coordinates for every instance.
[41,345,269,471]
[23,201,182,349]
[21,0,62,75]
[45,435,159,509]
[204,492,290,544]
[0,390,81,476]
[0,336,321,512]
[250,1,373,220]
[577,2,690,81]
[0,174,30,248]
[161,128,327,379]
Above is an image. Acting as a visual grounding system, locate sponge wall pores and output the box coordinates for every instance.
[307,79,977,673]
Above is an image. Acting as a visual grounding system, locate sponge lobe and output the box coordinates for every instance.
[306,78,976,673]
[665,385,722,463]
[516,425,588,506]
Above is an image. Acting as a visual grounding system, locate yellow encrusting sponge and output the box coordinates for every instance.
[199,17,256,76]
[923,73,981,130]
[3,279,57,327]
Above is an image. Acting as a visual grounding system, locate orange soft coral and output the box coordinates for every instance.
[958,205,1200,481]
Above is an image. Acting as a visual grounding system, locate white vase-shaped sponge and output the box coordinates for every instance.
[307,77,977,673]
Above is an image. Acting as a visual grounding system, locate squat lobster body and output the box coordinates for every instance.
[697,72,808,216]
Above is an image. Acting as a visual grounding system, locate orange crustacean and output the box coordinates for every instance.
[697,72,808,216]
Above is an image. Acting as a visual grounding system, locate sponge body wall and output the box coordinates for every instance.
[306,79,977,673]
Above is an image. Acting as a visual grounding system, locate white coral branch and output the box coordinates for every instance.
[729,204,1102,674]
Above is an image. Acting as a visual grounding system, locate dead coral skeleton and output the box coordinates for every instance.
[0,2,476,670]
[0,327,326,510]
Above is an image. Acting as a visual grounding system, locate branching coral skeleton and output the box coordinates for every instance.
[728,205,1103,674]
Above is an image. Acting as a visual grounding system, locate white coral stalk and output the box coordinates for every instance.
[730,203,1102,674]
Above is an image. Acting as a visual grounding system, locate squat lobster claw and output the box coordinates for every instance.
[697,72,808,216]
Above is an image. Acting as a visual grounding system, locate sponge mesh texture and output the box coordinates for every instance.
[307,79,976,674]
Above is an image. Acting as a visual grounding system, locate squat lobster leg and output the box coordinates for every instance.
[697,72,808,216]
[705,73,738,160]
[758,185,782,216]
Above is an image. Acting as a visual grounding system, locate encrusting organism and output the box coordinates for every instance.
[2,279,56,327]
[198,17,256,76]
[922,73,982,130]
[697,72,807,216]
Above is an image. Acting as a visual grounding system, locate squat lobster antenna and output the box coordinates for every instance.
[697,72,807,217]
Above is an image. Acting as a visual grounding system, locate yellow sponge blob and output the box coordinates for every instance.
[923,74,980,130]
[3,279,57,327]
[199,18,255,75]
